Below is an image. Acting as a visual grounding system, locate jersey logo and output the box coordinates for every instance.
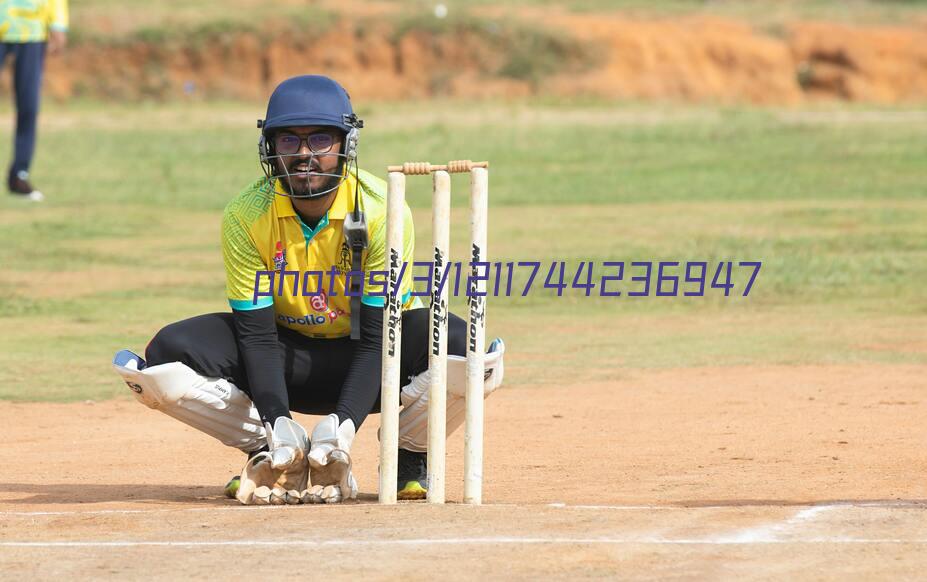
[309,290,329,312]
[273,241,288,271]
[336,242,351,275]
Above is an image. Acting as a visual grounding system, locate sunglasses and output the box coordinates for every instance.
[273,131,339,155]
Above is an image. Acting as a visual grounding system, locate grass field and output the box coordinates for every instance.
[69,0,927,38]
[1,1,926,568]
[0,100,924,402]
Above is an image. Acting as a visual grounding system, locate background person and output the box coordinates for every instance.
[0,0,68,202]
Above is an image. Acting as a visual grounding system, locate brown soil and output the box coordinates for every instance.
[1,363,925,578]
[11,13,925,104]
[789,21,927,102]
[545,14,804,105]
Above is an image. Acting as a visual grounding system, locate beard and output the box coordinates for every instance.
[277,157,345,198]
[283,172,342,198]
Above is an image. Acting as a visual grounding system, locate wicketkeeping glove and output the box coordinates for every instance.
[305,413,358,504]
[235,416,309,505]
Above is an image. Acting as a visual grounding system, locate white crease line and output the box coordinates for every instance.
[712,505,835,544]
[0,501,923,517]
[538,504,692,511]
[0,506,286,516]
[2,537,927,548]
[549,502,927,511]
[0,504,698,516]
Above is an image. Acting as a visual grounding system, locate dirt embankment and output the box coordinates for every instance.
[21,16,927,104]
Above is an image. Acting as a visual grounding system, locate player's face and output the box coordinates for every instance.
[273,125,344,197]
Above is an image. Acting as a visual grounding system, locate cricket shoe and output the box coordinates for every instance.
[397,447,428,500]
[8,171,44,202]
[224,475,241,499]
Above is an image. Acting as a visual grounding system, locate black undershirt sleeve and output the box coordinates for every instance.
[232,306,290,425]
[335,303,384,429]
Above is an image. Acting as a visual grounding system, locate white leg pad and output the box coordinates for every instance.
[398,340,505,453]
[113,356,266,453]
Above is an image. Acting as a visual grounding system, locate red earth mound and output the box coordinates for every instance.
[5,15,927,104]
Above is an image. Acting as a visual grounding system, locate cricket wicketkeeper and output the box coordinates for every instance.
[112,75,505,504]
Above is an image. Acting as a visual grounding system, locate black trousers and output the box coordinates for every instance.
[0,42,45,178]
[145,308,467,417]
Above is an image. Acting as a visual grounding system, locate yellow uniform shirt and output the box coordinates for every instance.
[0,0,68,42]
[222,169,419,339]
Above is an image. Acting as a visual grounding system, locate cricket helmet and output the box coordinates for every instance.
[258,75,363,199]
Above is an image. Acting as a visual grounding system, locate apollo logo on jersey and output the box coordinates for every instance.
[277,313,328,326]
[277,303,347,327]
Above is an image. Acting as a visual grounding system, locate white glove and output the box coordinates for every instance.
[235,416,309,505]
[305,414,358,504]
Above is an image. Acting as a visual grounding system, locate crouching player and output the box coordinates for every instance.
[111,75,504,504]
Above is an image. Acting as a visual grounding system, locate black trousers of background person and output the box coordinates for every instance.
[144,308,468,418]
[0,42,45,180]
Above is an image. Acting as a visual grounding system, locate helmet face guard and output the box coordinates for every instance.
[259,140,355,200]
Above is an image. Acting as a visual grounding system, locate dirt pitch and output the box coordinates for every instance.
[2,363,926,580]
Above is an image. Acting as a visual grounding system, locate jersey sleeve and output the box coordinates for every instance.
[48,0,68,31]
[361,202,415,308]
[222,209,273,311]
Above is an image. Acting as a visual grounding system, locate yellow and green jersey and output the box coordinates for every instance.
[222,169,419,339]
[0,0,68,42]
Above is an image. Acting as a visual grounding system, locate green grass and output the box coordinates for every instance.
[69,0,927,40]
[0,99,924,400]
[71,0,927,34]
[435,0,927,23]
[390,12,598,87]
